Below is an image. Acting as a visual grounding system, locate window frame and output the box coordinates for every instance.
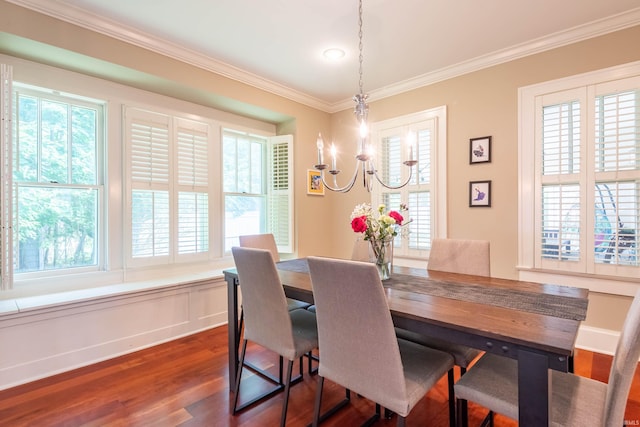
[12,83,106,279]
[518,61,640,296]
[221,128,293,255]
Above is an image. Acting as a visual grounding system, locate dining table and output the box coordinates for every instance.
[223,258,589,427]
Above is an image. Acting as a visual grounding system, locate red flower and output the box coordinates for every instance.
[388,211,404,225]
[351,216,368,233]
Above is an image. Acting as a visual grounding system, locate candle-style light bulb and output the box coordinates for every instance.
[330,143,337,170]
[316,133,324,165]
[407,131,415,161]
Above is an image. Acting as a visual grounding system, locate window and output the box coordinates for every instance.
[124,107,212,266]
[12,84,104,276]
[222,129,293,253]
[371,107,447,259]
[520,64,639,283]
[1,58,283,295]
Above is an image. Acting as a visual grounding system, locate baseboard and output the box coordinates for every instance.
[575,324,619,356]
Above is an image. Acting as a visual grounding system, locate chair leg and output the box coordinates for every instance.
[237,306,244,348]
[312,376,325,427]
[478,411,494,427]
[396,415,406,427]
[279,360,294,427]
[447,368,456,427]
[456,398,469,427]
[456,366,470,427]
[232,339,248,414]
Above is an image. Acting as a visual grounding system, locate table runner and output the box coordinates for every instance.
[277,258,587,321]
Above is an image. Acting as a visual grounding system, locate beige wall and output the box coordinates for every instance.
[329,26,640,330]
[1,0,639,330]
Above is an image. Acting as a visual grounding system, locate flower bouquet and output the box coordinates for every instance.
[350,203,409,279]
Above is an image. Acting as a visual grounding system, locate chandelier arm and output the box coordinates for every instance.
[371,164,415,190]
[363,161,373,192]
[319,163,359,193]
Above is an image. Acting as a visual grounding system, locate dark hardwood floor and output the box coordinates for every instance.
[0,325,638,426]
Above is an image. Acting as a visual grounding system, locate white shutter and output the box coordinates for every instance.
[381,134,403,187]
[267,135,293,253]
[408,191,430,250]
[595,90,639,173]
[125,108,171,260]
[176,118,210,255]
[372,116,435,258]
[0,64,13,289]
[538,94,585,271]
[592,88,639,267]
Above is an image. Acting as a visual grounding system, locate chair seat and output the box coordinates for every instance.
[288,309,319,358]
[395,338,455,417]
[287,298,311,311]
[395,328,482,368]
[454,353,607,426]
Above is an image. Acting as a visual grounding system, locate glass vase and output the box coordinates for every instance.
[369,237,393,280]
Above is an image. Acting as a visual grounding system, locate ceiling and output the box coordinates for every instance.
[8,0,640,112]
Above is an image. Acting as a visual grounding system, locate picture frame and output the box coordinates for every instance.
[307,169,324,195]
[469,180,491,207]
[469,136,491,164]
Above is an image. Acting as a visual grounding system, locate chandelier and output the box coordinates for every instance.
[313,0,417,193]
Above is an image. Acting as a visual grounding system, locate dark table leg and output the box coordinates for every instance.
[225,272,240,388]
[518,349,551,426]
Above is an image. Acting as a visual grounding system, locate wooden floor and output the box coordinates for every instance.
[0,325,639,426]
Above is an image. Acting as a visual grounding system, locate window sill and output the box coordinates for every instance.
[0,258,235,317]
[517,267,640,297]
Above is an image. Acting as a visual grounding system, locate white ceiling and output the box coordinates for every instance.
[8,0,640,112]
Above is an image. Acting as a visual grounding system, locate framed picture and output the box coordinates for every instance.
[307,169,324,195]
[469,180,491,207]
[470,136,491,164]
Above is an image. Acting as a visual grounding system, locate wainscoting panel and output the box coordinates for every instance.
[0,277,228,390]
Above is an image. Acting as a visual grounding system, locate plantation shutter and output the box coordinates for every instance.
[0,64,13,290]
[592,88,640,267]
[125,107,171,259]
[176,118,210,255]
[267,135,293,253]
[372,118,434,258]
[539,98,583,266]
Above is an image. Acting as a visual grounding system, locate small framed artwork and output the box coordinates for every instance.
[307,169,324,195]
[470,136,492,164]
[469,180,491,207]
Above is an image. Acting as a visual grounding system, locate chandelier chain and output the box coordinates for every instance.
[312,0,417,193]
[358,0,364,95]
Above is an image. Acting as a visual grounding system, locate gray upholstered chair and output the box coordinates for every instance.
[307,256,454,427]
[396,238,490,426]
[239,234,311,310]
[238,233,314,375]
[305,237,371,314]
[231,247,319,426]
[427,238,491,277]
[455,289,640,427]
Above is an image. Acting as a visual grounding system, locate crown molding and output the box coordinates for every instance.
[7,1,640,114]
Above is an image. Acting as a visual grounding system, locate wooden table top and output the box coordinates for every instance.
[274,259,588,359]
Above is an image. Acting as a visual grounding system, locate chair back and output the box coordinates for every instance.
[428,238,490,276]
[231,247,295,358]
[603,289,640,427]
[351,237,370,262]
[239,233,280,262]
[307,256,408,409]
